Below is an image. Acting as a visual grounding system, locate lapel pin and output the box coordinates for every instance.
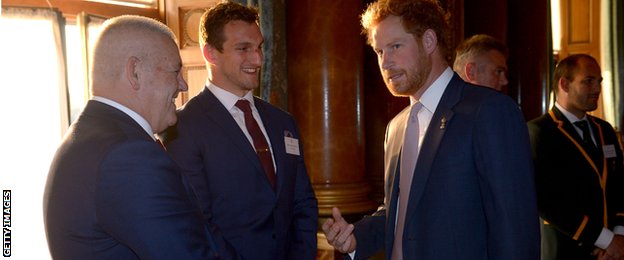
[440,117,447,129]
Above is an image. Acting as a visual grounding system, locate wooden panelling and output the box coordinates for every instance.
[165,0,215,65]
[560,0,600,59]
[180,8,204,48]
[559,0,603,119]
[507,0,551,120]
[182,65,208,102]
[462,0,507,50]
[165,0,218,104]
[568,0,592,44]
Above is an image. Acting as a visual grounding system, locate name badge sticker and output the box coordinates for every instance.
[603,144,616,158]
[285,136,300,156]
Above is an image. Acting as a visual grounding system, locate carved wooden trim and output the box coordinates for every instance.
[179,7,205,48]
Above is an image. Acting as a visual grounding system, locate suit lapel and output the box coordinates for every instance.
[384,105,410,252]
[404,75,460,222]
[198,89,268,183]
[551,107,584,143]
[549,107,603,177]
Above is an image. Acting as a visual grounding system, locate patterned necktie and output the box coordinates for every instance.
[574,120,602,167]
[574,120,595,149]
[235,99,276,189]
[392,102,423,260]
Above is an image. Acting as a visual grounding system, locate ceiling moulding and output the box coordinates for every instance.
[86,0,157,9]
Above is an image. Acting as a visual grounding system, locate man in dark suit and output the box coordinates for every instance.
[528,54,624,260]
[162,2,318,260]
[322,0,540,259]
[44,15,227,259]
[453,34,509,92]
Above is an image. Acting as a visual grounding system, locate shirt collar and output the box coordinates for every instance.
[206,81,255,111]
[91,96,155,140]
[411,67,454,114]
[555,102,587,123]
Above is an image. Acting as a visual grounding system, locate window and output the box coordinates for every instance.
[1,6,106,259]
[0,7,69,259]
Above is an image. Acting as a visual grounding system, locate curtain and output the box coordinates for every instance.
[0,7,67,259]
[602,0,624,129]
[66,12,105,122]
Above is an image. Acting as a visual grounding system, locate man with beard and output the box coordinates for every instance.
[321,0,540,259]
[528,54,624,260]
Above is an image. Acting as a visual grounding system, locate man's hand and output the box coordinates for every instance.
[322,207,357,253]
[604,235,624,260]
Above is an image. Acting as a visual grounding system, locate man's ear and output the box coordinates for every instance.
[465,62,477,82]
[559,78,569,93]
[126,56,141,90]
[202,45,217,65]
[421,29,438,54]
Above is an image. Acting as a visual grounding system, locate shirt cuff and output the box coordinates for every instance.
[615,226,624,236]
[595,227,614,249]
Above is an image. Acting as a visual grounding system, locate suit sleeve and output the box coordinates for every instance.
[162,123,240,259]
[529,119,601,246]
[351,120,395,259]
[352,209,386,259]
[95,140,219,259]
[606,123,624,230]
[473,96,540,259]
[287,125,319,259]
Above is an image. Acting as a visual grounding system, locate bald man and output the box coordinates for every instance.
[528,54,624,260]
[453,34,509,92]
[44,15,228,259]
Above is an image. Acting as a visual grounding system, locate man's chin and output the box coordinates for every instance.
[168,115,178,126]
[387,85,413,97]
[244,82,260,91]
[158,116,177,132]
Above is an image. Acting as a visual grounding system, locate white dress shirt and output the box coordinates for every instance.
[206,82,277,172]
[92,96,156,140]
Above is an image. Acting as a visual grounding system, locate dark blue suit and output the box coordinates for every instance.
[352,74,540,259]
[163,87,318,260]
[44,100,220,259]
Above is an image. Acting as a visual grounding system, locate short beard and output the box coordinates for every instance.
[385,48,432,97]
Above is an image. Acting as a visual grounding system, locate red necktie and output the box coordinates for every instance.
[235,99,276,189]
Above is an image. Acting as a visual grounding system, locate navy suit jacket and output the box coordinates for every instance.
[352,74,540,259]
[528,107,624,260]
[44,100,220,259]
[163,87,318,260]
